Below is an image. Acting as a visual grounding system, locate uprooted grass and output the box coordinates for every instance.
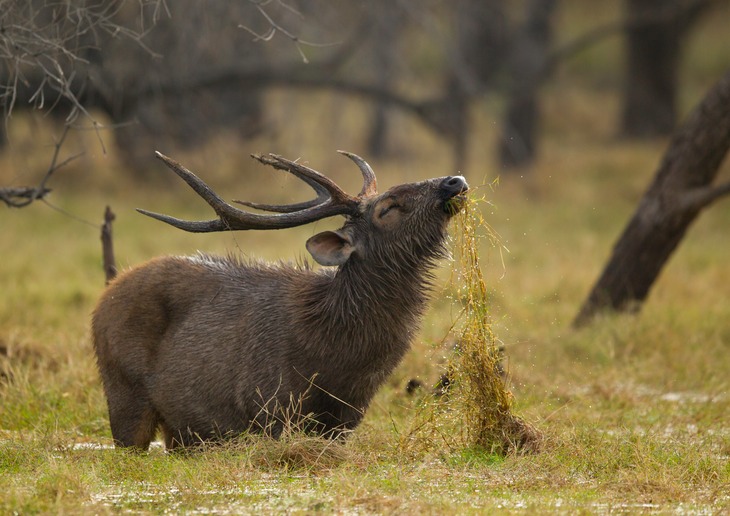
[402,196,543,456]
[450,197,543,453]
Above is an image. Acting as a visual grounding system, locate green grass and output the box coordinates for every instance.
[2,15,730,512]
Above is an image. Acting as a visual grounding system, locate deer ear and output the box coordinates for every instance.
[306,230,355,266]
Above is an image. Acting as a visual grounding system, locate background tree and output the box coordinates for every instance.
[497,0,557,170]
[575,68,730,326]
[441,0,509,170]
[364,1,405,158]
[620,0,718,138]
[0,0,166,142]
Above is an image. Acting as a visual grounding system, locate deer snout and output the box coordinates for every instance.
[439,176,469,215]
[440,176,469,196]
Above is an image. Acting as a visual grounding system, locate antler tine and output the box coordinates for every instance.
[337,150,378,198]
[136,208,231,233]
[137,152,237,232]
[233,154,331,213]
[233,197,325,214]
[251,154,358,206]
[137,151,362,233]
[234,153,375,211]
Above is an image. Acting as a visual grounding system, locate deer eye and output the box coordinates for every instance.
[379,203,401,218]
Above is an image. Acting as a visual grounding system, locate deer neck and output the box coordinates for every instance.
[340,256,432,315]
[303,254,437,357]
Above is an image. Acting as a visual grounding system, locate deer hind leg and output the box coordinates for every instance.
[160,422,189,450]
[103,372,160,449]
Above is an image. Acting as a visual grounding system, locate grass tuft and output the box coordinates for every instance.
[244,432,352,472]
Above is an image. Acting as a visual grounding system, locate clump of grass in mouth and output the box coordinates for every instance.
[404,194,542,456]
[444,195,468,215]
[449,195,543,454]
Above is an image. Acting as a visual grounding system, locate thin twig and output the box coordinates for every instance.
[0,125,83,208]
[238,0,339,63]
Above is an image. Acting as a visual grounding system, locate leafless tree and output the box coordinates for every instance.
[364,1,406,158]
[0,0,167,133]
[444,0,510,170]
[0,0,168,205]
[497,0,556,170]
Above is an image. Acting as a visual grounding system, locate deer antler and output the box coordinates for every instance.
[137,151,379,232]
[339,150,378,198]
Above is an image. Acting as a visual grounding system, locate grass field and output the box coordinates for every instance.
[2,11,730,513]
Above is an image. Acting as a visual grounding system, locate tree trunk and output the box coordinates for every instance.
[498,0,556,170]
[366,1,404,158]
[574,69,730,327]
[620,0,716,138]
[433,0,508,172]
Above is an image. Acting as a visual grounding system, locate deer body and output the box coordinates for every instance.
[92,152,467,449]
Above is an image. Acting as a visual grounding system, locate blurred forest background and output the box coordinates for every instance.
[2,0,729,322]
[2,0,727,170]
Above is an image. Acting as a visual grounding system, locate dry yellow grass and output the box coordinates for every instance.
[445,198,543,453]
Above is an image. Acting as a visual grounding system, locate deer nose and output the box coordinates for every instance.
[440,176,469,196]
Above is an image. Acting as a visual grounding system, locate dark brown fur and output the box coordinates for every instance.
[92,175,467,449]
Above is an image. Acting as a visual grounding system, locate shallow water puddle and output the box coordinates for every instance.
[70,441,165,451]
[88,480,333,514]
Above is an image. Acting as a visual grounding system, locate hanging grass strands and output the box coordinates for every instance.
[402,194,542,456]
[448,196,542,454]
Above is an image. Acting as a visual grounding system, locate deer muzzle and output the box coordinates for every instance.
[439,175,469,214]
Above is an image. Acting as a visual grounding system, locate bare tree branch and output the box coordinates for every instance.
[0,125,82,208]
[238,0,341,63]
[544,0,725,77]
[0,186,52,207]
[679,181,730,212]
[1,0,166,120]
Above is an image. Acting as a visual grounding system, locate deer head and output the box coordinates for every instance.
[139,151,468,268]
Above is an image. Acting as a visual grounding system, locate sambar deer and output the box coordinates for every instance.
[92,151,468,449]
